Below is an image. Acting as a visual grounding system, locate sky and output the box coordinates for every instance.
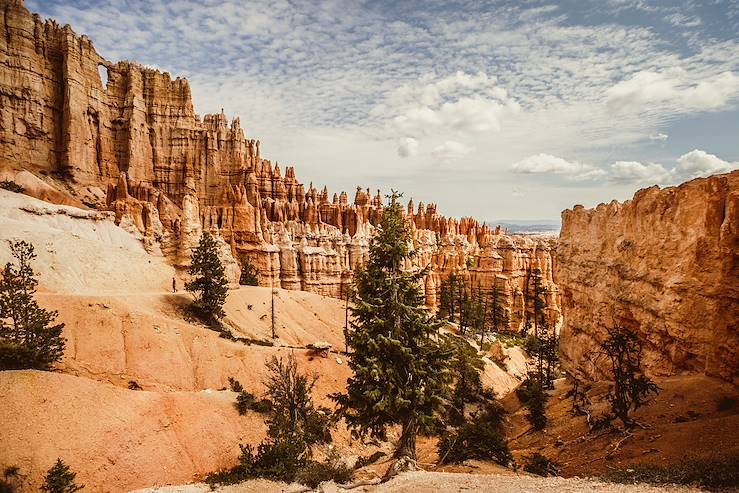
[28,0,739,221]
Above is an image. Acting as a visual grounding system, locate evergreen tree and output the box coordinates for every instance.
[0,240,65,370]
[332,192,450,461]
[185,233,229,321]
[40,459,83,493]
[445,335,484,425]
[601,327,660,426]
[488,280,509,335]
[238,254,259,286]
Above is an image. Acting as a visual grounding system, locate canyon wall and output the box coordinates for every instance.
[0,0,559,330]
[556,171,739,384]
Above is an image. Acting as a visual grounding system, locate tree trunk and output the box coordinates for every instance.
[395,415,417,461]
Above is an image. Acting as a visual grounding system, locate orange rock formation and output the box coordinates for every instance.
[556,171,739,384]
[0,0,559,331]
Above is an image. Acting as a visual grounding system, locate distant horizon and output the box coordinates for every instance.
[28,0,739,220]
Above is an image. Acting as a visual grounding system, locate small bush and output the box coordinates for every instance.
[523,453,558,476]
[1,466,19,493]
[41,459,83,493]
[605,455,739,492]
[127,381,142,390]
[0,181,24,193]
[295,451,353,488]
[228,377,271,415]
[438,416,512,465]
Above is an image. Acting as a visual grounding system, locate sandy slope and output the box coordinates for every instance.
[0,190,527,491]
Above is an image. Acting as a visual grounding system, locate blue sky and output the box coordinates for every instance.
[28,0,739,220]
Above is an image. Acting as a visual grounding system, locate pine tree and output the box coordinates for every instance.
[40,459,83,493]
[185,233,229,321]
[332,192,450,461]
[0,240,65,370]
[601,327,660,426]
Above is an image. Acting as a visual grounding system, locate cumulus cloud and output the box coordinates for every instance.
[431,140,474,162]
[513,150,737,187]
[606,70,739,112]
[512,154,606,181]
[397,137,419,158]
[609,161,672,184]
[675,149,738,179]
[649,132,668,141]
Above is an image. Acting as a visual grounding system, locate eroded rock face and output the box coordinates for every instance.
[0,0,559,329]
[556,171,739,384]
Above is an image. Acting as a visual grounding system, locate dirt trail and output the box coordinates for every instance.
[130,471,702,492]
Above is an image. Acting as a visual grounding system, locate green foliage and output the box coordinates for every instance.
[185,233,229,321]
[238,254,259,286]
[227,377,274,416]
[295,451,354,488]
[516,375,548,430]
[601,328,660,426]
[438,413,512,465]
[444,335,485,425]
[332,192,451,460]
[604,455,739,492]
[208,355,348,487]
[0,240,66,370]
[354,451,386,469]
[40,459,83,493]
[0,181,24,193]
[523,453,559,476]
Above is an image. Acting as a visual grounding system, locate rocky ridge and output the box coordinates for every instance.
[556,171,739,383]
[0,0,560,331]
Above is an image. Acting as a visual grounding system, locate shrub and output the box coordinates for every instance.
[127,381,142,390]
[40,459,83,493]
[238,254,259,286]
[438,416,512,465]
[0,181,23,193]
[0,466,19,493]
[523,453,559,476]
[295,451,353,488]
[228,377,271,415]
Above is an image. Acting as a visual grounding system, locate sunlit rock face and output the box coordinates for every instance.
[556,171,739,384]
[0,0,559,327]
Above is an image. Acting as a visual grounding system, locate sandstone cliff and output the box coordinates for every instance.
[556,171,739,384]
[0,0,559,330]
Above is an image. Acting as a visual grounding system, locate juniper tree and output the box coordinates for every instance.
[185,233,229,321]
[601,327,659,426]
[0,240,65,370]
[332,192,450,461]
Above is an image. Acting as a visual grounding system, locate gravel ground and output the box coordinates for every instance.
[130,471,703,493]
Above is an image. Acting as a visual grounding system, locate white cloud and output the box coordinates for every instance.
[606,70,739,113]
[675,149,738,179]
[512,154,606,181]
[649,132,668,141]
[431,140,474,162]
[397,137,419,158]
[609,161,672,184]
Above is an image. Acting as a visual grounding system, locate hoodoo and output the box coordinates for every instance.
[0,0,560,330]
